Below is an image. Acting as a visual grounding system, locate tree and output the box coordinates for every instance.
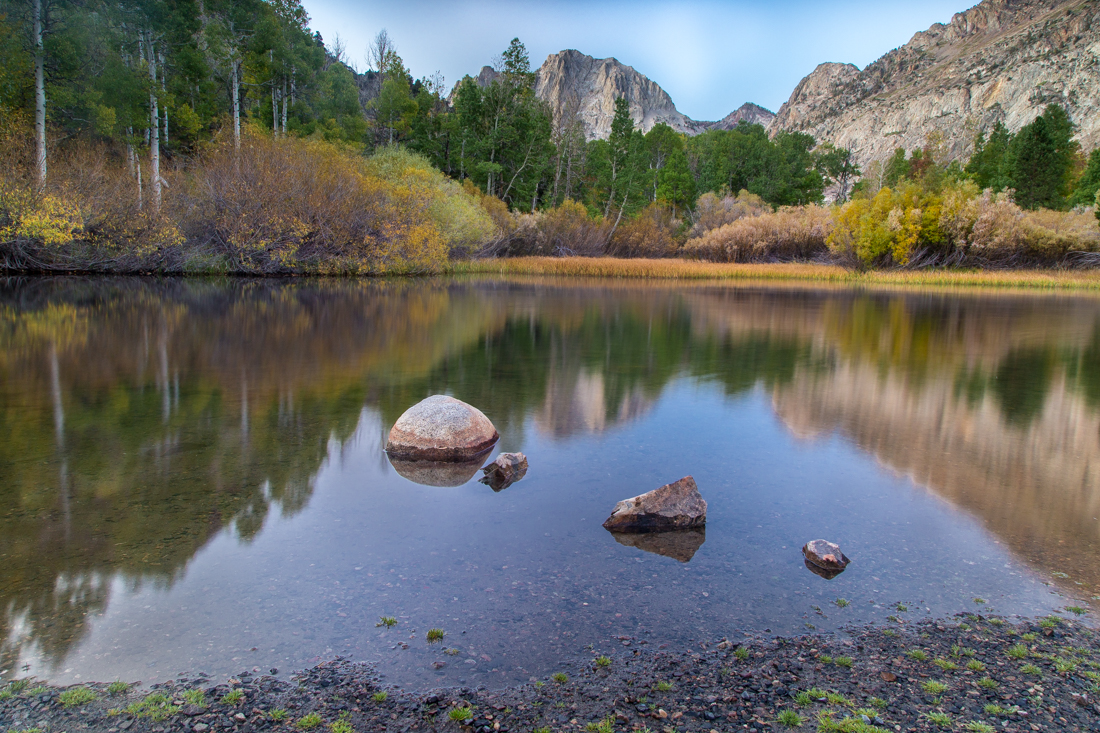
[966,121,1011,191]
[882,147,910,189]
[588,97,646,229]
[1068,148,1100,208]
[1007,105,1078,209]
[655,145,695,215]
[817,142,860,203]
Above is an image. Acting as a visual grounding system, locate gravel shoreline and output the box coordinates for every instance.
[3,616,1098,733]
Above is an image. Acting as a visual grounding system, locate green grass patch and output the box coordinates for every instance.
[977,677,999,689]
[125,692,180,722]
[448,707,473,722]
[426,628,445,643]
[585,717,615,733]
[656,681,672,692]
[59,687,96,707]
[552,672,568,683]
[777,709,803,727]
[835,656,853,668]
[734,647,749,660]
[221,689,244,705]
[922,681,947,695]
[270,709,289,721]
[376,616,397,628]
[933,658,959,671]
[107,681,129,696]
[1054,658,1077,674]
[1007,644,1028,660]
[297,712,323,729]
[906,649,928,662]
[373,691,387,703]
[595,655,611,668]
[966,660,986,672]
[1020,663,1042,676]
[182,689,206,706]
[965,723,994,733]
[925,711,951,727]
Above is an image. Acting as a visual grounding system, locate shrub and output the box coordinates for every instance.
[684,204,831,262]
[501,199,611,257]
[689,190,770,238]
[606,202,680,258]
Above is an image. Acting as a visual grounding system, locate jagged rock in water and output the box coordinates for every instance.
[769,0,1100,166]
[388,455,485,488]
[385,395,498,462]
[602,476,707,533]
[610,528,706,562]
[480,452,528,492]
[802,539,851,577]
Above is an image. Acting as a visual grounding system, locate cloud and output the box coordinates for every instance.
[303,0,963,119]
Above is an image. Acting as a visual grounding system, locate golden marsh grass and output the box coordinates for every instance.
[450,257,1100,291]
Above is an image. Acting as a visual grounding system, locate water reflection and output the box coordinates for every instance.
[0,277,1097,685]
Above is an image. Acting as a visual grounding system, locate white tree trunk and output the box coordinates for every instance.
[137,158,144,211]
[33,0,46,188]
[281,77,287,134]
[160,51,168,144]
[231,60,240,151]
[147,34,161,212]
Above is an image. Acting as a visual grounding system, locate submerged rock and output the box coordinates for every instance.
[802,539,851,576]
[610,528,706,562]
[804,559,845,580]
[386,395,498,462]
[480,452,528,492]
[602,476,706,533]
[387,455,484,487]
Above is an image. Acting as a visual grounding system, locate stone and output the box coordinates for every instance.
[602,476,706,533]
[385,395,498,463]
[610,528,706,562]
[802,539,851,573]
[479,452,528,491]
[803,559,845,580]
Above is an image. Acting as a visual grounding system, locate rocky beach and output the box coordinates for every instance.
[3,616,1097,733]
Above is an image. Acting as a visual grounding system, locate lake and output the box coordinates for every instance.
[0,276,1097,689]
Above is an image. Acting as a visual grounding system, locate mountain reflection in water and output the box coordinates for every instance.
[0,277,1097,685]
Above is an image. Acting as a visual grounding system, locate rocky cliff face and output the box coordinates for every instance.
[534,50,708,139]
[533,50,772,140]
[769,0,1100,165]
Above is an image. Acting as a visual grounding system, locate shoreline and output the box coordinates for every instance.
[449,258,1100,292]
[3,617,1097,733]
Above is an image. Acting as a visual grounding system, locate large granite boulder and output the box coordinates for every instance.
[386,395,498,462]
[802,539,851,575]
[480,452,528,492]
[602,476,706,533]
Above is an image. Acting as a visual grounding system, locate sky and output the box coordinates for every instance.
[302,0,969,121]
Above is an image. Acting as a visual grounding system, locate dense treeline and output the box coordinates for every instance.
[0,0,1098,272]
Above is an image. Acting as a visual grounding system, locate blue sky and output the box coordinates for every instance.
[302,0,969,120]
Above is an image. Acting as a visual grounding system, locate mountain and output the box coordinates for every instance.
[707,103,776,131]
[768,0,1100,165]
[449,49,772,140]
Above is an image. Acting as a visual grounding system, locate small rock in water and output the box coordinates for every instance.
[385,395,499,462]
[802,539,851,577]
[602,476,706,533]
[479,452,528,491]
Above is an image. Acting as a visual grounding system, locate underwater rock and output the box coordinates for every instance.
[602,476,706,533]
[386,395,498,462]
[610,528,706,562]
[802,539,851,576]
[480,452,528,491]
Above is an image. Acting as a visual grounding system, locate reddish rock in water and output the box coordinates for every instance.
[386,395,498,462]
[602,476,707,533]
[802,539,851,573]
[480,452,528,491]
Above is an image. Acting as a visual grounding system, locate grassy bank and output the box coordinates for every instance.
[451,257,1100,291]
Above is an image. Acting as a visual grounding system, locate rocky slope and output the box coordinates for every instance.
[769,0,1100,165]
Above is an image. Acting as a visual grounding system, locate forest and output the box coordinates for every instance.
[1,0,1099,273]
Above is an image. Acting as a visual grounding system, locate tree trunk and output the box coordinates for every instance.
[231,60,240,151]
[33,0,46,188]
[147,34,161,212]
[281,76,288,134]
[160,51,168,144]
[137,158,144,211]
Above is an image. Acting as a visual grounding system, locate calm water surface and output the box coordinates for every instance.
[1,276,1098,689]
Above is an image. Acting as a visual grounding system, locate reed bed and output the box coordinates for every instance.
[450,257,1100,291]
